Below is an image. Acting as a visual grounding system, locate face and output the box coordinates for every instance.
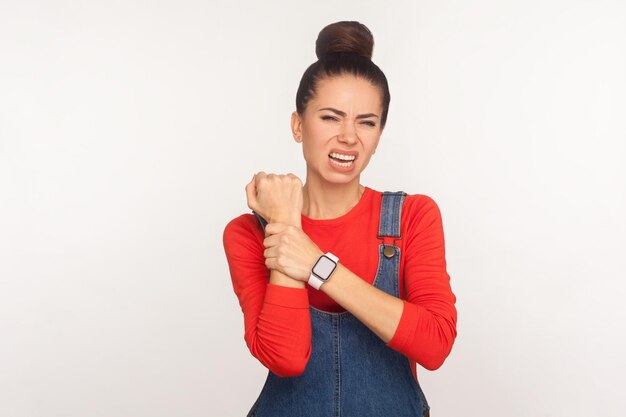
[291,74,384,185]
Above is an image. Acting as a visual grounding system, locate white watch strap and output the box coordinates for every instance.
[325,252,339,262]
[308,252,339,290]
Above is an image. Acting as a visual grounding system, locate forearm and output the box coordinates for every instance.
[223,215,310,377]
[245,284,311,376]
[320,263,456,370]
[255,220,309,372]
[320,263,404,343]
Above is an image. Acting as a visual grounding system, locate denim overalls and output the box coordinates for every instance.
[250,191,430,417]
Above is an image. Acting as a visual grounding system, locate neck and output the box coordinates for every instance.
[301,174,365,220]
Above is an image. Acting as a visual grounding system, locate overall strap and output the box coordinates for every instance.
[377,191,407,254]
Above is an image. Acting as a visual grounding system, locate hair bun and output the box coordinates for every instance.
[315,21,374,60]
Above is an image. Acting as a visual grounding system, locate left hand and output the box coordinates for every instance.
[263,222,324,282]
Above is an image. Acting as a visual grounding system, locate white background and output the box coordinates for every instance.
[1,1,625,416]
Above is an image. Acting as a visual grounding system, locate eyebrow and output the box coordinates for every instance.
[318,107,379,119]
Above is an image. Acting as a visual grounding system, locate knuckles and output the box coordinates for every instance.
[255,172,303,188]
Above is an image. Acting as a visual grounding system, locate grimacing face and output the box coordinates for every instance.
[291,74,384,185]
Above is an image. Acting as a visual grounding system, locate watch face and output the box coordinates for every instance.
[312,255,337,281]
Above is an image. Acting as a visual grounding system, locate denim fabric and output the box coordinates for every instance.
[249,192,430,417]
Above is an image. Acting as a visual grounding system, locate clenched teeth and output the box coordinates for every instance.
[329,152,356,161]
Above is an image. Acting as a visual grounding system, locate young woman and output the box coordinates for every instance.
[223,21,457,417]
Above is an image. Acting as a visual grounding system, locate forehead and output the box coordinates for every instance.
[310,75,382,113]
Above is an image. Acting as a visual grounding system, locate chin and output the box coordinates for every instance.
[308,160,362,184]
[323,171,361,184]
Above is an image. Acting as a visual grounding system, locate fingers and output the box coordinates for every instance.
[245,171,269,210]
[263,246,287,271]
[264,222,291,237]
[286,173,303,186]
[262,229,292,248]
[254,171,267,182]
[253,172,302,186]
[264,256,277,270]
[262,233,279,248]
[246,171,303,214]
[262,243,281,268]
[263,244,287,260]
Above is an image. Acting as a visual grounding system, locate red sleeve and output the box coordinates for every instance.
[223,214,312,377]
[386,195,458,370]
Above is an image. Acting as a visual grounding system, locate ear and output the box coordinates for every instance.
[291,111,303,143]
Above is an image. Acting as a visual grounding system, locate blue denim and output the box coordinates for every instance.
[249,191,430,417]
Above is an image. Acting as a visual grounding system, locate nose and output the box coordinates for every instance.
[337,121,358,145]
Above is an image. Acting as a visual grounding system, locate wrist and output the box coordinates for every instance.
[270,269,305,288]
[270,214,302,228]
[308,252,339,290]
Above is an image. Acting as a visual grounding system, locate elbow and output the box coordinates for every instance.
[417,342,454,371]
[247,336,312,377]
[273,357,309,377]
[417,323,457,371]
[268,345,311,377]
[420,353,448,371]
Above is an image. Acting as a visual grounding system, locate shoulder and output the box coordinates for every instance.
[402,193,442,218]
[400,192,445,237]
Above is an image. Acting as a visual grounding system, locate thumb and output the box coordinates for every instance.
[245,174,258,211]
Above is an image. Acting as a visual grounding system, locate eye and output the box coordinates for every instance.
[321,115,338,121]
[361,121,376,127]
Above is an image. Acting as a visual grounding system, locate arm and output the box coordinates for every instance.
[387,195,457,369]
[320,196,457,370]
[223,215,312,377]
[257,193,457,370]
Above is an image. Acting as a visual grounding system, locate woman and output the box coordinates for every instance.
[223,21,457,417]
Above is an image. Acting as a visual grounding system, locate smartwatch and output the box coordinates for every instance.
[308,252,339,290]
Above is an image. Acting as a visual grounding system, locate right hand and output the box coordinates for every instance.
[245,172,303,227]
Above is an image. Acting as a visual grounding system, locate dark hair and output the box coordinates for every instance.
[295,21,391,129]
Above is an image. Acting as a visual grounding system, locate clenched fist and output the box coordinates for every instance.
[245,172,304,227]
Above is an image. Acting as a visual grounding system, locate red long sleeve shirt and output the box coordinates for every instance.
[222,186,457,381]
